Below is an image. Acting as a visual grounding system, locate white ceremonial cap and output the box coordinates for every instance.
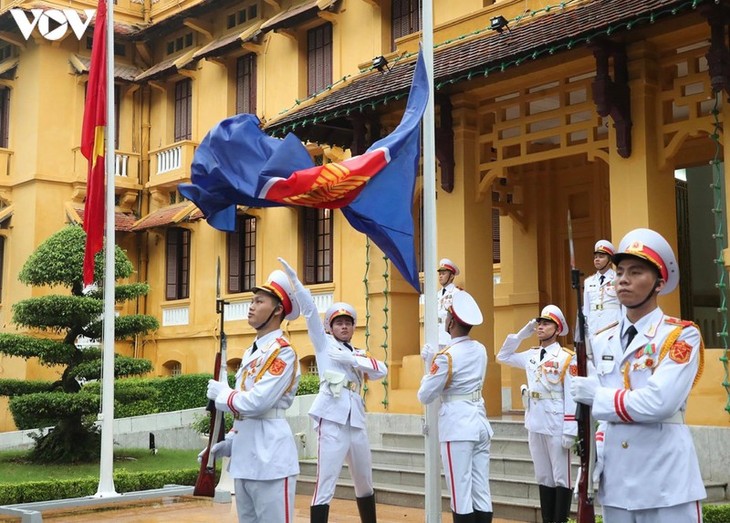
[594,239,615,256]
[438,258,460,276]
[448,290,483,326]
[253,270,300,321]
[613,228,678,295]
[536,304,569,336]
[324,302,357,327]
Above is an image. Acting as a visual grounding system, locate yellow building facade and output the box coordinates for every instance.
[0,0,729,432]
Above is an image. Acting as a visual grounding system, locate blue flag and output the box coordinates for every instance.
[180,50,428,291]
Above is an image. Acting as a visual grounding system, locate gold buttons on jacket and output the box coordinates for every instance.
[621,441,629,449]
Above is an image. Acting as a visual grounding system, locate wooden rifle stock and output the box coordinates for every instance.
[571,267,596,523]
[193,297,228,497]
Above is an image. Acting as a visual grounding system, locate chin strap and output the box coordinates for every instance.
[624,279,660,310]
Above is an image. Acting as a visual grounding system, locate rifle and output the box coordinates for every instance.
[194,258,228,497]
[567,212,596,523]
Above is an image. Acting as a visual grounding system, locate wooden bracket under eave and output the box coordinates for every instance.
[435,95,454,193]
[263,0,282,12]
[135,41,153,68]
[591,39,632,159]
[0,31,26,49]
[184,17,214,41]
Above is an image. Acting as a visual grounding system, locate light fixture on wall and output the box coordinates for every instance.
[372,55,391,73]
[490,15,510,33]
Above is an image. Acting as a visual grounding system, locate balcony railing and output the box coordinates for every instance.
[148,140,198,188]
[72,147,141,187]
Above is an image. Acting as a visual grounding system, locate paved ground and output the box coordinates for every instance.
[17,494,521,522]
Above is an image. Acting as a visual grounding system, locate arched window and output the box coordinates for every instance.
[163,360,182,377]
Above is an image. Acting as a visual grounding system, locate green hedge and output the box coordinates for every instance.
[569,504,730,523]
[0,468,203,505]
[297,373,320,395]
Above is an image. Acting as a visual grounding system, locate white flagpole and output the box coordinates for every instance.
[421,0,441,520]
[96,0,118,497]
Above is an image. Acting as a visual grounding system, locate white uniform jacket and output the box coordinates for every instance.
[296,289,387,430]
[583,268,620,336]
[219,329,301,481]
[591,308,706,510]
[497,338,578,438]
[417,336,493,442]
[437,283,459,346]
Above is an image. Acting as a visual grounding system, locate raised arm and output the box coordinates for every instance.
[496,319,536,369]
[279,257,329,354]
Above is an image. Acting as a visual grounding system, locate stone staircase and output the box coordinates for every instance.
[296,416,728,522]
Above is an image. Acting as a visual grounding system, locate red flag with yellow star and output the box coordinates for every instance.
[80,0,107,287]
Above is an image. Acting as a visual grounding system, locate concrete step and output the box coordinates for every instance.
[380,420,528,450]
[295,474,545,522]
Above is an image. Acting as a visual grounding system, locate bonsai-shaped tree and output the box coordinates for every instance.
[0,225,159,463]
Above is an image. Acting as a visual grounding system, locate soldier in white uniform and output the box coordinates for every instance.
[437,258,461,347]
[583,239,620,338]
[418,290,494,523]
[278,258,386,523]
[497,305,577,523]
[206,270,301,523]
[571,228,706,523]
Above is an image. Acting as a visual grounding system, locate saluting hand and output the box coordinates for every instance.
[516,319,537,340]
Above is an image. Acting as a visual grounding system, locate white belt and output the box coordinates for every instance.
[442,390,482,403]
[661,411,685,424]
[234,408,285,421]
[591,303,620,311]
[526,390,563,400]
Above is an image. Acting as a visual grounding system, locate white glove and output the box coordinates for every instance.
[197,447,207,464]
[211,438,233,459]
[278,257,305,292]
[561,435,575,450]
[593,433,605,484]
[516,319,537,340]
[207,379,232,401]
[570,375,599,405]
[420,343,436,362]
[328,347,357,367]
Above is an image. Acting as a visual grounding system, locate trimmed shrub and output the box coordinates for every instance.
[0,468,203,505]
[297,373,320,395]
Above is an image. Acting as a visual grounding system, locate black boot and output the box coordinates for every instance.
[474,510,493,523]
[553,486,573,523]
[310,503,330,523]
[355,493,377,523]
[538,485,557,523]
[452,512,476,523]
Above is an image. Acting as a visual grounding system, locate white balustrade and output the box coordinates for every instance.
[225,300,251,322]
[162,305,189,326]
[156,145,182,175]
[312,292,333,314]
[115,154,129,177]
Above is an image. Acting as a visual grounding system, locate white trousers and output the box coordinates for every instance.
[233,475,296,523]
[528,431,572,488]
[440,438,492,514]
[311,418,374,505]
[602,500,703,523]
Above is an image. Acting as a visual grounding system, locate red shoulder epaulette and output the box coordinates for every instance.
[664,317,694,328]
[276,337,290,347]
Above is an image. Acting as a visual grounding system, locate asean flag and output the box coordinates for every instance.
[80,0,107,287]
[180,50,428,291]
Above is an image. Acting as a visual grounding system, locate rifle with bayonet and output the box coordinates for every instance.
[567,212,596,523]
[194,258,228,497]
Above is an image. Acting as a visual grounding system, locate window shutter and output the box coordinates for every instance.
[228,219,241,293]
[492,208,501,263]
[179,229,191,299]
[0,89,9,149]
[166,230,179,300]
[303,209,317,284]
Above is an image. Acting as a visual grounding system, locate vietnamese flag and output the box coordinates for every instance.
[80,0,107,287]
